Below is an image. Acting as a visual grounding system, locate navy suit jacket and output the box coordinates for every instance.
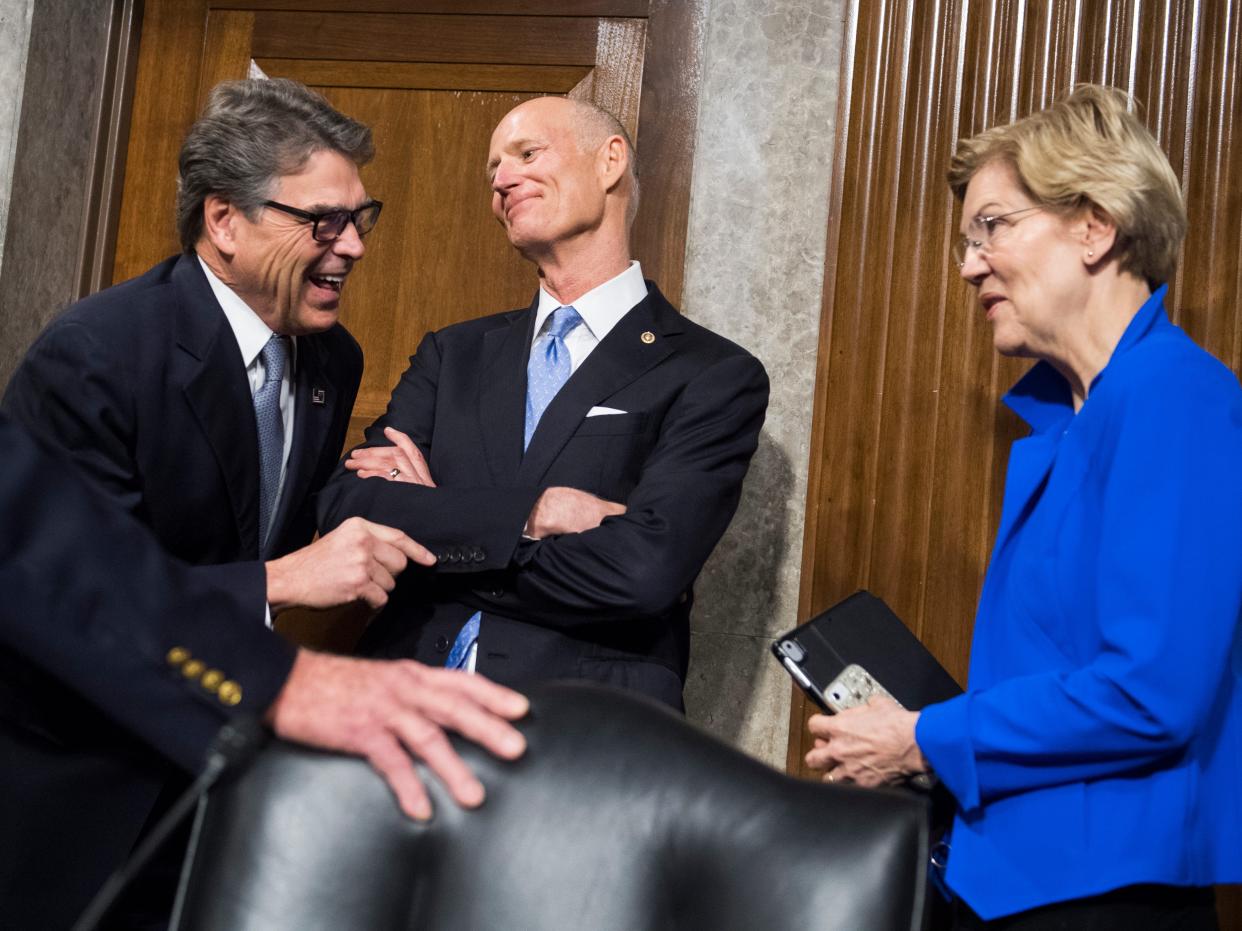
[0,254,359,925]
[319,282,768,707]
[3,253,362,564]
[0,412,295,927]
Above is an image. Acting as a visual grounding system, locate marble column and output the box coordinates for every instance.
[681,0,846,767]
[0,0,34,275]
[0,0,114,389]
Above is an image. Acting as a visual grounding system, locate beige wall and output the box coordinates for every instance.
[0,0,34,274]
[0,0,115,389]
[681,0,846,767]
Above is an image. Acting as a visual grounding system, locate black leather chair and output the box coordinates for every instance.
[172,683,928,930]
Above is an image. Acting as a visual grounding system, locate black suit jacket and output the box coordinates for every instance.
[0,254,359,924]
[0,413,295,928]
[319,282,768,707]
[2,253,362,564]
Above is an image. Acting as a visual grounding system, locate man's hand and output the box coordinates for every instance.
[525,486,626,539]
[266,516,434,612]
[804,697,928,787]
[265,650,529,819]
[344,427,436,486]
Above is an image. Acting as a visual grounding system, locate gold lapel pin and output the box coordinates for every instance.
[640,331,656,344]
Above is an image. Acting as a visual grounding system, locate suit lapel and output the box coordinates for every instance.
[267,335,336,550]
[173,256,262,555]
[478,299,536,482]
[518,284,679,486]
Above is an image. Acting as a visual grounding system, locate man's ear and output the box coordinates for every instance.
[1082,205,1118,267]
[596,135,629,193]
[201,194,240,258]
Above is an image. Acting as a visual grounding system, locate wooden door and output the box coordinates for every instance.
[115,0,702,446]
[112,0,705,649]
[793,1,1242,924]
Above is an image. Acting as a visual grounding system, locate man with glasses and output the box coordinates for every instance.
[1,78,424,928]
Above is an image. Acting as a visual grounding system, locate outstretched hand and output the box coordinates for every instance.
[265,650,529,819]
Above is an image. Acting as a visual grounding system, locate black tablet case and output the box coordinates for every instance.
[774,590,963,710]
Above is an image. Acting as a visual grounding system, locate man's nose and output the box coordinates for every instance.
[333,220,365,259]
[491,161,517,192]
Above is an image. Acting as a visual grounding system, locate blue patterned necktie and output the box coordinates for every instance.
[446,306,583,671]
[524,305,583,450]
[254,334,288,551]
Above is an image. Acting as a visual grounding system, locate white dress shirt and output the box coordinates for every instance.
[531,260,648,367]
[199,259,295,629]
[198,257,296,521]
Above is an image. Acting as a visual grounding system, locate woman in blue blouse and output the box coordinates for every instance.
[805,85,1242,929]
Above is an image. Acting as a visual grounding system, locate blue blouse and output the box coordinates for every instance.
[917,287,1242,919]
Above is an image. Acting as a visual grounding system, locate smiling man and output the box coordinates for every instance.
[1,79,429,928]
[318,96,769,710]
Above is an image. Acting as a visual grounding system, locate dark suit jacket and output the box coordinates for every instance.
[319,282,768,707]
[0,413,295,928]
[0,253,359,925]
[2,253,362,564]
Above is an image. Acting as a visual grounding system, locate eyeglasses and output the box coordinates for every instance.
[260,199,383,243]
[953,206,1041,267]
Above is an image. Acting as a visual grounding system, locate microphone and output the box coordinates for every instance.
[71,716,267,931]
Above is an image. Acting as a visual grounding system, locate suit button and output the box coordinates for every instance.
[166,647,190,667]
[217,681,243,706]
[181,659,205,679]
[435,552,448,562]
[490,587,504,597]
[201,669,224,693]
[434,636,449,652]
[471,547,486,563]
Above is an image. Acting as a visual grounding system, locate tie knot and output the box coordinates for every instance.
[260,335,288,385]
[546,305,583,342]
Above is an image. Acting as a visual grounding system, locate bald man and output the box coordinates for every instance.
[319,98,769,710]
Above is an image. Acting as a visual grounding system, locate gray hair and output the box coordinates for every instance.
[176,78,373,252]
[569,100,640,227]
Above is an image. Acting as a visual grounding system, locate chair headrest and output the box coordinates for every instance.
[175,682,928,931]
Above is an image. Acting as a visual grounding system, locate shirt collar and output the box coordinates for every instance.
[533,260,647,341]
[197,255,281,369]
[1003,284,1170,433]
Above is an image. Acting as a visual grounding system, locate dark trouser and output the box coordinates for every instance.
[952,884,1218,931]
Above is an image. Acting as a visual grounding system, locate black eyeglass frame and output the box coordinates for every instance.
[260,199,383,243]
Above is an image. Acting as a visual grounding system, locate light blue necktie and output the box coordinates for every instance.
[254,334,288,552]
[524,305,583,450]
[446,306,583,670]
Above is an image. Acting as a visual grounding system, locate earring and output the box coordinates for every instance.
[1087,251,1094,258]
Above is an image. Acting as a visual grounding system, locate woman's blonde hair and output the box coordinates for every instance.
[947,85,1186,286]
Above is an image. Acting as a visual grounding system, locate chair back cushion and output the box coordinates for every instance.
[173,682,928,930]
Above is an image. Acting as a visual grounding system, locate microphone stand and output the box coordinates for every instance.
[71,717,266,931]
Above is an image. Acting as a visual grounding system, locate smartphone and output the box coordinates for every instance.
[773,635,898,714]
[821,662,899,713]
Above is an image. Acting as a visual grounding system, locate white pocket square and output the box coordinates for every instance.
[586,406,627,417]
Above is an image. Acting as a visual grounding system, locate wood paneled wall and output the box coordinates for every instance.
[793,1,1241,920]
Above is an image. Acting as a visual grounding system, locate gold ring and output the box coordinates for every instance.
[827,773,835,783]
